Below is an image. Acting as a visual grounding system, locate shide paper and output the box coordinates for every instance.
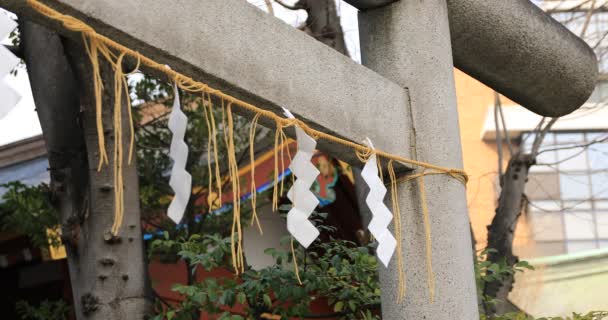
[283,108,320,248]
[0,14,21,119]
[361,139,397,267]
[167,84,192,223]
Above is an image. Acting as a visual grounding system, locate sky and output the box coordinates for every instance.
[0,9,41,146]
[0,1,360,147]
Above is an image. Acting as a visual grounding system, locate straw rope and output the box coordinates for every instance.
[26,0,468,302]
[25,0,467,185]
[387,160,407,301]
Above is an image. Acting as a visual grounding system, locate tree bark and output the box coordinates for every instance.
[21,20,150,319]
[484,152,533,315]
[21,19,89,318]
[283,0,349,56]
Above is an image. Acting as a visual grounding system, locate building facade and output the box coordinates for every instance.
[455,69,608,316]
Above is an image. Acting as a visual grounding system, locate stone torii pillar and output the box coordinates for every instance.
[358,1,478,318]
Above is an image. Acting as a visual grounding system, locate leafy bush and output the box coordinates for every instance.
[15,300,70,320]
[0,181,60,248]
[475,248,534,313]
[2,178,606,320]
[486,311,608,320]
[149,216,381,320]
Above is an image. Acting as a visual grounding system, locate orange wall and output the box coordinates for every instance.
[454,70,531,251]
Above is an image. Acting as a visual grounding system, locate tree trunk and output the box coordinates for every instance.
[484,152,533,315]
[295,0,349,56]
[22,20,150,319]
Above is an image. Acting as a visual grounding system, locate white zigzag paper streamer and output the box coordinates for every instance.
[167,84,192,223]
[0,13,21,119]
[283,108,320,248]
[361,138,397,267]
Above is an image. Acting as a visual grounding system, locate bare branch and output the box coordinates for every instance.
[593,30,608,48]
[264,0,275,15]
[581,0,598,37]
[494,102,504,182]
[537,134,608,155]
[544,0,596,13]
[495,91,514,157]
[274,0,304,10]
[528,188,608,213]
[530,118,558,157]
[137,109,171,127]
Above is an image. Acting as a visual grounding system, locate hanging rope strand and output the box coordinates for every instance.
[249,113,263,234]
[202,94,215,208]
[205,90,223,208]
[388,160,406,301]
[110,53,128,235]
[417,172,435,303]
[272,123,283,212]
[82,35,108,171]
[226,103,245,273]
[397,169,443,303]
[291,237,303,285]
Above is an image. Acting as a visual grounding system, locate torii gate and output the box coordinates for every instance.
[1,0,597,319]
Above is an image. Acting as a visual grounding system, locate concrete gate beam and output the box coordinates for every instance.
[348,0,598,117]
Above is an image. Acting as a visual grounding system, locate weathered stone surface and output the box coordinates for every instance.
[448,0,597,117]
[349,0,598,117]
[359,0,479,318]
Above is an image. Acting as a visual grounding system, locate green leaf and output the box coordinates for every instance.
[236,292,246,305]
[166,310,175,320]
[516,260,535,270]
[348,300,357,312]
[218,312,232,320]
[192,292,207,305]
[333,301,344,312]
[263,294,272,308]
[316,212,328,219]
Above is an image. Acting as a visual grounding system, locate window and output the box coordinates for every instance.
[522,131,608,257]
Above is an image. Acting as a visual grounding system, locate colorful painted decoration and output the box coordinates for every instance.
[283,108,321,248]
[312,154,338,207]
[167,84,192,223]
[0,13,21,119]
[361,138,397,267]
